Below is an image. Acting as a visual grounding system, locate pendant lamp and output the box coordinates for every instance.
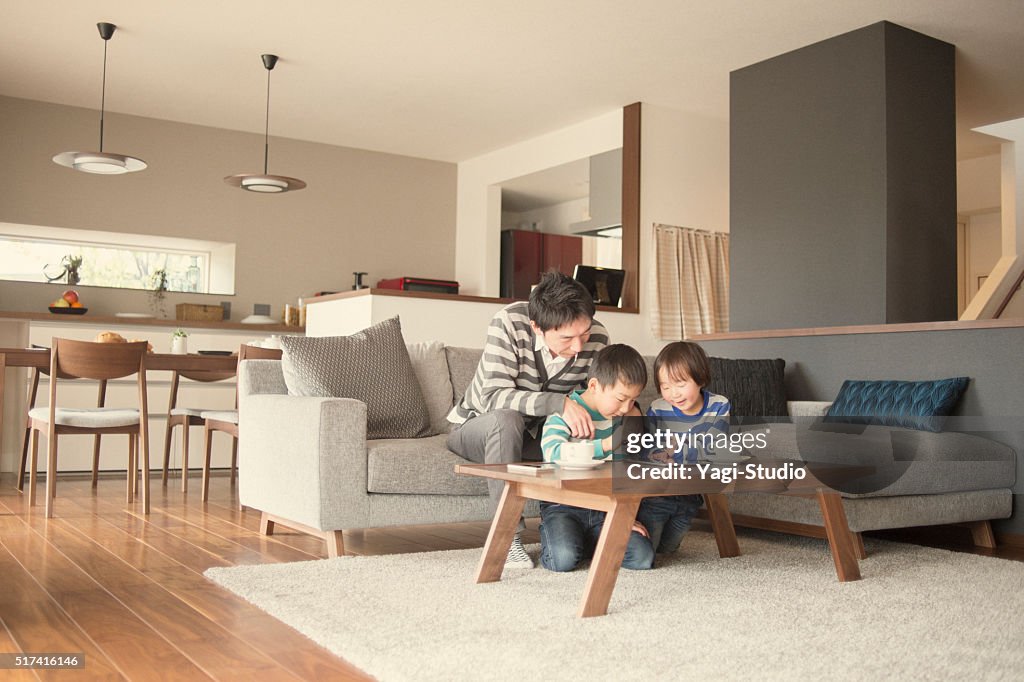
[53,22,146,174]
[224,54,306,193]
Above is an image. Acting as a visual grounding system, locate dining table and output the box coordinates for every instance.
[0,347,238,473]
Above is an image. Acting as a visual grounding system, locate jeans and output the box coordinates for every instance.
[446,410,542,511]
[636,495,703,554]
[539,503,654,572]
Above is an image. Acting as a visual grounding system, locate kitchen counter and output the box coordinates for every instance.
[304,288,653,352]
[305,287,638,314]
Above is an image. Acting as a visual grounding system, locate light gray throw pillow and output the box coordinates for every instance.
[280,317,431,439]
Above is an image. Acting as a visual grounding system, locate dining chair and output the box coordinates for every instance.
[18,349,111,492]
[27,338,151,518]
[161,366,236,493]
[18,364,47,492]
[200,344,282,502]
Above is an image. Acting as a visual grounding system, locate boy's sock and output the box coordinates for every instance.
[505,532,534,569]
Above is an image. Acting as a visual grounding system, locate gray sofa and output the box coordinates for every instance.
[238,343,512,556]
[726,402,1014,547]
[237,342,1015,557]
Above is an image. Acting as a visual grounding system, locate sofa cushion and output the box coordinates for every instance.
[636,356,660,411]
[708,357,788,420]
[747,422,1015,497]
[445,346,483,407]
[367,434,489,496]
[825,377,969,432]
[407,341,454,436]
[727,489,1012,532]
[280,317,431,439]
[636,356,787,419]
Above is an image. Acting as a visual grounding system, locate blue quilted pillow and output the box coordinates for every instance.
[824,377,969,432]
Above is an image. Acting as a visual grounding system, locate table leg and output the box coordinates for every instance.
[0,353,6,485]
[704,493,740,558]
[578,498,641,618]
[817,491,861,581]
[475,482,527,584]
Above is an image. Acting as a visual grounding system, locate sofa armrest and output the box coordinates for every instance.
[239,393,370,531]
[788,400,832,418]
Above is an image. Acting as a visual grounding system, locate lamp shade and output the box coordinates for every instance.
[53,151,147,175]
[225,53,306,194]
[224,173,306,193]
[53,23,146,175]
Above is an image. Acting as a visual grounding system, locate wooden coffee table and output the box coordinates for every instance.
[455,460,789,617]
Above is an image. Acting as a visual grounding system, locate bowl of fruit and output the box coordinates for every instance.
[49,290,88,315]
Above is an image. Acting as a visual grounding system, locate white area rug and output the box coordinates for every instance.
[205,530,1024,681]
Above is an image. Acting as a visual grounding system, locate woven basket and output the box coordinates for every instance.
[175,303,224,322]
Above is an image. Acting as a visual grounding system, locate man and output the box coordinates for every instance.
[447,271,608,567]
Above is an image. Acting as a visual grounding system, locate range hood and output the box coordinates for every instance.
[570,149,622,237]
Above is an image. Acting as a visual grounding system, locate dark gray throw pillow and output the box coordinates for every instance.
[707,357,788,420]
[824,377,968,433]
[280,317,431,439]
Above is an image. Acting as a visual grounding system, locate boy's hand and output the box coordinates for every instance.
[562,395,594,438]
[631,521,649,538]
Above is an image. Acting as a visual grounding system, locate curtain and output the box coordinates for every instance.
[651,224,730,339]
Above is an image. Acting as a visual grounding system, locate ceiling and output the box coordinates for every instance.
[501,158,591,213]
[2,1,1022,163]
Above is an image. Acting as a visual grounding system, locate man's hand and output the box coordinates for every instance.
[631,520,649,538]
[649,449,674,464]
[562,395,594,438]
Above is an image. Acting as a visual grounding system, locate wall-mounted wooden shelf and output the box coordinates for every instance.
[0,310,302,334]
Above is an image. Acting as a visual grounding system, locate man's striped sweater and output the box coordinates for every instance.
[447,301,608,434]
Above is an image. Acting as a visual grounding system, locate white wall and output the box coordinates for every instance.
[957,154,1004,312]
[456,110,623,297]
[963,120,1024,320]
[307,292,668,355]
[452,103,730,353]
[958,154,1002,212]
[640,104,731,338]
[0,95,456,320]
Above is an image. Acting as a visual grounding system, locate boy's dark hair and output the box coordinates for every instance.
[654,342,711,388]
[589,344,647,389]
[528,270,596,332]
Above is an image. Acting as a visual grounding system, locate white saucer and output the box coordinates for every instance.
[699,454,752,464]
[558,459,607,470]
[115,312,154,318]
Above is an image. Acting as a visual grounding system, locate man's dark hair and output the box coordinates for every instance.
[527,270,596,332]
[589,344,647,390]
[654,341,711,388]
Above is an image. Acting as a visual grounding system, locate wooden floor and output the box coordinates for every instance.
[0,472,533,681]
[0,472,1020,680]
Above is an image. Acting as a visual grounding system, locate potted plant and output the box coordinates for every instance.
[171,328,189,355]
[44,254,83,285]
[149,268,169,318]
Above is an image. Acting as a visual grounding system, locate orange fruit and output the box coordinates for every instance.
[71,301,84,308]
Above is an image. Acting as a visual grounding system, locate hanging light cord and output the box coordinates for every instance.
[99,36,108,152]
[263,66,272,174]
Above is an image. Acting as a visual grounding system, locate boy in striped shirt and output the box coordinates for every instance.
[637,341,731,555]
[447,271,608,568]
[538,344,654,572]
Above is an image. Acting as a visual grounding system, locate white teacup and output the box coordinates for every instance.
[560,442,594,464]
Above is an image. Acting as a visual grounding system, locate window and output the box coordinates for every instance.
[0,223,235,295]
